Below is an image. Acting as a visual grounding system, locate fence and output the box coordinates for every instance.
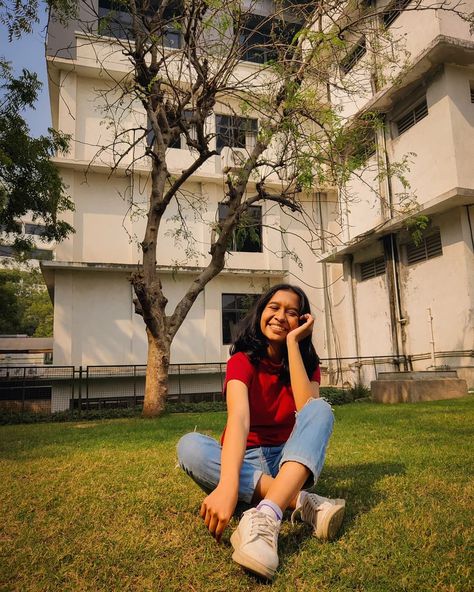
[0,366,75,413]
[1,351,472,415]
[0,363,227,414]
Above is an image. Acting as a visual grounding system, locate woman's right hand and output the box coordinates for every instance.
[200,483,238,543]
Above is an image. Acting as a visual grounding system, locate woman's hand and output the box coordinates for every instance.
[287,313,314,344]
[200,483,238,543]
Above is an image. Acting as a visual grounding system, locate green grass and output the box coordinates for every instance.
[1,398,473,592]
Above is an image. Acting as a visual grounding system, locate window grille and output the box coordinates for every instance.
[218,203,262,253]
[222,293,259,344]
[148,110,196,150]
[406,230,442,265]
[239,13,302,64]
[340,37,367,76]
[470,86,474,103]
[382,0,412,28]
[395,99,428,135]
[98,0,182,47]
[0,244,53,260]
[216,116,258,154]
[24,223,46,236]
[359,256,386,281]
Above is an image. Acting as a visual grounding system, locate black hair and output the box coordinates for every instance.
[230,283,320,383]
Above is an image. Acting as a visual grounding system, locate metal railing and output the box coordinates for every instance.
[0,351,471,415]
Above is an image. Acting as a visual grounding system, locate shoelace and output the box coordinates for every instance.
[291,494,322,525]
[300,495,322,524]
[248,512,278,547]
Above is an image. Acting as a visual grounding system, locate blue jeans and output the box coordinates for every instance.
[177,398,334,503]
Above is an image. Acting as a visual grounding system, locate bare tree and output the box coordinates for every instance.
[49,0,472,416]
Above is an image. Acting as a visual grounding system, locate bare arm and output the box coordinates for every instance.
[287,314,320,410]
[200,379,249,542]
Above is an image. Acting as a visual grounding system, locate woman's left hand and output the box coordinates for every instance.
[287,313,314,343]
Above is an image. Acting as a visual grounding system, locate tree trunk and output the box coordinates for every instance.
[142,328,170,418]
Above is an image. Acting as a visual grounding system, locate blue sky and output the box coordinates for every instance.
[1,6,51,138]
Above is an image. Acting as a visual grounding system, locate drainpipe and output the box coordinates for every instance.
[347,255,362,384]
[318,194,335,383]
[380,121,409,371]
[427,307,436,369]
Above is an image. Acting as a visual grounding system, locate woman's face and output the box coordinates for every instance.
[259,289,301,351]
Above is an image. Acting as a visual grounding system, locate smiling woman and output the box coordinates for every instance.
[177,283,345,580]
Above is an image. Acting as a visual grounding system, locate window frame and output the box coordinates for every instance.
[238,13,302,65]
[381,0,412,29]
[98,0,182,48]
[340,36,367,76]
[218,203,263,253]
[24,223,46,237]
[221,293,259,345]
[404,229,443,266]
[215,115,258,154]
[358,256,386,282]
[394,98,428,136]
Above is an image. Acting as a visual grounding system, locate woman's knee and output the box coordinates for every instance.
[177,432,205,469]
[299,397,334,429]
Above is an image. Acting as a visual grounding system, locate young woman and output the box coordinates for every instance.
[177,284,345,579]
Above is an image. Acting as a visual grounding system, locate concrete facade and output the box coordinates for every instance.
[321,2,474,387]
[43,0,331,394]
[42,1,474,413]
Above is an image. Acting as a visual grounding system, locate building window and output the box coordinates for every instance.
[340,37,367,76]
[470,83,474,103]
[350,123,377,165]
[216,115,258,154]
[359,256,386,281]
[98,0,132,39]
[239,13,301,64]
[218,203,262,252]
[147,110,197,149]
[382,0,412,28]
[0,244,53,260]
[98,0,182,48]
[24,223,46,236]
[222,293,259,344]
[406,230,442,265]
[395,98,428,135]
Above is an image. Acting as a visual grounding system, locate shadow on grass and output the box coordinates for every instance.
[224,461,406,580]
[277,461,406,562]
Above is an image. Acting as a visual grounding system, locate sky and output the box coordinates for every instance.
[1,6,51,138]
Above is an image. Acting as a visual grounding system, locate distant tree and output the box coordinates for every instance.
[0,268,53,336]
[0,0,76,254]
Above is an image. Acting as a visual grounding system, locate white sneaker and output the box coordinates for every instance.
[291,493,346,541]
[230,508,281,580]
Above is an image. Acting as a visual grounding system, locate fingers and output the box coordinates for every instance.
[215,518,229,544]
[200,500,229,543]
[300,313,314,326]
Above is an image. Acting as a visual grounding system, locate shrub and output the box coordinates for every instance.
[347,383,371,400]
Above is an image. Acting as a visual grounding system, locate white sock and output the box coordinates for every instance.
[256,499,283,521]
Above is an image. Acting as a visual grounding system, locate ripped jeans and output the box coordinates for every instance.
[176,398,334,503]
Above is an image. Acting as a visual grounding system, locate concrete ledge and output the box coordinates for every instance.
[371,378,468,404]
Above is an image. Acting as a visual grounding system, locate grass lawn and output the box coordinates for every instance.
[1,398,473,592]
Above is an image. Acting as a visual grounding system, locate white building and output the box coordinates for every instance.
[43,0,334,409]
[319,0,474,387]
[43,1,473,411]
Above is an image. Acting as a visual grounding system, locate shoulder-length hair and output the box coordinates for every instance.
[230,283,319,383]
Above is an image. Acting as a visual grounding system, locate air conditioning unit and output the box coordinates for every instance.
[220,147,248,173]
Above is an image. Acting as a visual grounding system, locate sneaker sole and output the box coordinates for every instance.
[316,502,346,541]
[230,529,276,580]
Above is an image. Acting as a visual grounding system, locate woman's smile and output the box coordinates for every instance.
[260,290,301,353]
